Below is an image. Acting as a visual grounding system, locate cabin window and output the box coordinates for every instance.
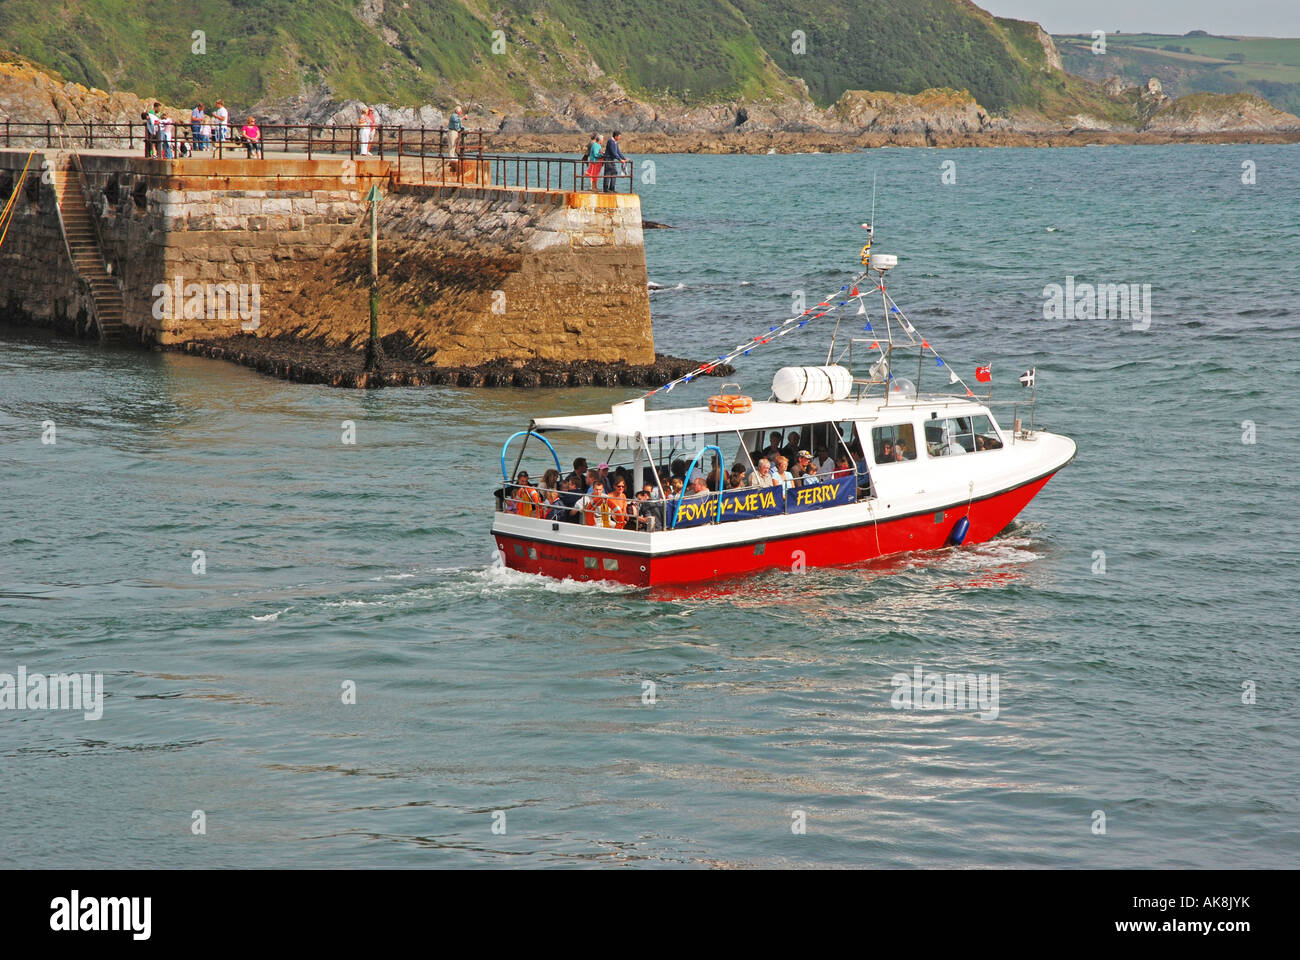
[872,424,917,463]
[926,417,973,456]
[926,416,1002,456]
[602,558,619,571]
[971,415,1003,451]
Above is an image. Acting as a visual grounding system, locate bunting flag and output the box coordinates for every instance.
[640,244,990,403]
[1019,367,1036,388]
[642,269,870,397]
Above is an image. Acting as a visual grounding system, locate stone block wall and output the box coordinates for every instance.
[0,150,654,367]
[0,152,93,334]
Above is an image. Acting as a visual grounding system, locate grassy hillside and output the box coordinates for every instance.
[1056,32,1300,116]
[0,0,1106,116]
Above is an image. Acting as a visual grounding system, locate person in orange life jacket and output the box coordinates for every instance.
[606,478,631,529]
[510,470,543,517]
[578,480,617,527]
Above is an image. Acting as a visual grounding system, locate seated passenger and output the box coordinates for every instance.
[782,432,803,465]
[542,484,565,520]
[750,458,775,487]
[878,440,894,462]
[773,454,794,489]
[557,475,583,522]
[792,450,814,479]
[815,446,835,475]
[584,468,600,493]
[832,454,852,478]
[567,457,588,489]
[607,477,630,529]
[511,471,543,517]
[801,460,822,485]
[631,489,664,531]
[939,423,966,456]
[727,463,749,489]
[578,481,616,527]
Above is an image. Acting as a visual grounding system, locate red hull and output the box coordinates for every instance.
[495,472,1057,588]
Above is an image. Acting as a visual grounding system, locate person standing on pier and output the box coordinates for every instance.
[158,112,175,159]
[601,131,627,192]
[213,100,229,149]
[191,103,206,150]
[358,106,377,156]
[585,134,603,191]
[143,104,160,158]
[448,106,465,157]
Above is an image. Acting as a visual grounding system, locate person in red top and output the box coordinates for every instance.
[241,117,263,158]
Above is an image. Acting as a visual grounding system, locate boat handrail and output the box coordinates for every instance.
[500,429,562,483]
[672,444,725,530]
[497,469,868,529]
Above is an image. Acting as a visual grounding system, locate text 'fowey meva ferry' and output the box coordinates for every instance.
[491,237,1076,587]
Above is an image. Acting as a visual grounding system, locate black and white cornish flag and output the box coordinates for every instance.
[1019,367,1036,388]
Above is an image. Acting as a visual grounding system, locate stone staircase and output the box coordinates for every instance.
[50,157,126,343]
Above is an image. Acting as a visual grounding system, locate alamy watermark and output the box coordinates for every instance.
[0,666,103,720]
[152,277,261,330]
[1042,276,1151,330]
[890,665,999,720]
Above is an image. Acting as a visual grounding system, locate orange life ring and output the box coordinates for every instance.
[708,394,752,414]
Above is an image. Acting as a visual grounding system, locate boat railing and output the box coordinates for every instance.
[496,472,869,530]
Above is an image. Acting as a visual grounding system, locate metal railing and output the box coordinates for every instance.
[497,469,866,529]
[0,120,636,192]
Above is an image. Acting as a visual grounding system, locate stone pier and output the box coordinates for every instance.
[0,150,654,367]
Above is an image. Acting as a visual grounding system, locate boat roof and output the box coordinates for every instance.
[532,393,991,439]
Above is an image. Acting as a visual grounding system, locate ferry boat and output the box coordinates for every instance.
[491,240,1076,587]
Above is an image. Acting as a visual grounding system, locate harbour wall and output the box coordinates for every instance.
[0,150,654,367]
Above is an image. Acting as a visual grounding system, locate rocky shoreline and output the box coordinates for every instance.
[495,128,1300,155]
[174,335,733,389]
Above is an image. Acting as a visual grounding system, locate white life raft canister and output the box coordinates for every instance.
[771,365,853,403]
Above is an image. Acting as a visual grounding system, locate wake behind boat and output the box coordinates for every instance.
[492,236,1076,586]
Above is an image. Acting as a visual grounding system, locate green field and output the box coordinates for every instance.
[1055,31,1300,116]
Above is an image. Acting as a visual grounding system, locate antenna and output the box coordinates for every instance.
[869,172,876,235]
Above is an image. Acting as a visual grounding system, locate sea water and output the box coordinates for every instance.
[1,145,1297,867]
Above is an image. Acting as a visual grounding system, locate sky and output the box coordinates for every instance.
[979,1,1300,37]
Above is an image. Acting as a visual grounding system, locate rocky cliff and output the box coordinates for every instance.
[3,51,1297,156]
